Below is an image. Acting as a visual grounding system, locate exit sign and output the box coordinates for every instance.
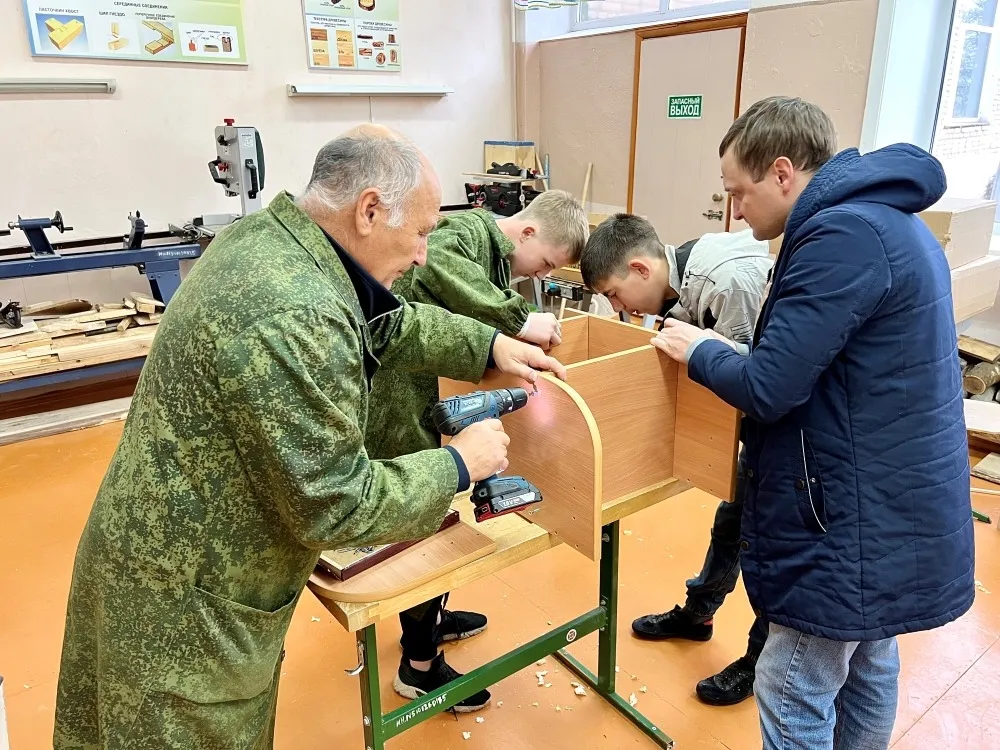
[668,95,702,119]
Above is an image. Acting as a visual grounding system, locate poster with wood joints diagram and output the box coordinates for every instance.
[302,0,401,71]
[22,0,247,65]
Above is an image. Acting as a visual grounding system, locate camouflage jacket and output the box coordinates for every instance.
[53,192,496,750]
[366,209,530,459]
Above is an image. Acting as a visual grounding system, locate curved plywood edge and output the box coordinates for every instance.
[310,522,497,603]
[439,371,604,561]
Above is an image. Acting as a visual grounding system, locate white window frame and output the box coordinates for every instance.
[946,1,999,125]
[570,0,750,33]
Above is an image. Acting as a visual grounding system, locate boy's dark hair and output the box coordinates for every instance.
[580,213,663,289]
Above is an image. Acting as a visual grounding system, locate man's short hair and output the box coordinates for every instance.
[580,213,662,289]
[719,96,838,182]
[517,189,590,263]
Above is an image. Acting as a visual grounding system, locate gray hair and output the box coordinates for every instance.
[298,130,424,228]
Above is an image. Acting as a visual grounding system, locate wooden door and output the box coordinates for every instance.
[629,21,745,247]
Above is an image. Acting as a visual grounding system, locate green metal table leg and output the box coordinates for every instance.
[555,521,675,748]
[356,625,385,750]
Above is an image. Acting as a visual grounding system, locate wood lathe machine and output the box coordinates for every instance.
[0,120,264,402]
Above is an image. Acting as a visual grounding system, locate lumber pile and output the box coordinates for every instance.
[0,294,163,383]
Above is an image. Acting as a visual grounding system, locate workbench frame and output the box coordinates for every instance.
[352,518,672,750]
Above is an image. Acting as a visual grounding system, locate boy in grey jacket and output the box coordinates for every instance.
[581,213,772,706]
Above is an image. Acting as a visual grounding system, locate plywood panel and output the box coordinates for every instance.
[673,365,740,500]
[631,27,743,245]
[439,371,602,561]
[547,314,589,365]
[314,522,496,603]
[567,346,677,501]
[587,315,656,358]
[538,29,635,208]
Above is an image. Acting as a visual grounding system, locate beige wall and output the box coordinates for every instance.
[524,0,879,215]
[534,30,637,210]
[0,0,514,306]
[741,0,879,149]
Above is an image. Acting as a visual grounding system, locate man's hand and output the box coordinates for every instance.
[649,319,735,363]
[448,419,510,482]
[520,312,563,350]
[492,333,568,384]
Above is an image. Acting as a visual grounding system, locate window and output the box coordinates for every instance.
[951,0,998,121]
[574,0,748,31]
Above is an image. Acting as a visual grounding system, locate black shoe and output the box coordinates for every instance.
[631,605,713,641]
[695,655,756,706]
[393,653,491,713]
[437,608,488,644]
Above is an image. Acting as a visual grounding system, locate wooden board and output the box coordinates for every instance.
[566,346,676,501]
[959,335,1000,363]
[315,521,496,603]
[587,315,655,358]
[547,314,590,365]
[439,370,603,561]
[0,397,131,447]
[673,366,740,500]
[971,452,1000,485]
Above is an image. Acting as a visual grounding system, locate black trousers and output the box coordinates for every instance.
[683,449,767,659]
[399,594,446,662]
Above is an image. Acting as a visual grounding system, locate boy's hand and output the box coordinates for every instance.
[519,312,562,349]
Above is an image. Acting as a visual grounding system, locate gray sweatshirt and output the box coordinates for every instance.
[664,229,772,354]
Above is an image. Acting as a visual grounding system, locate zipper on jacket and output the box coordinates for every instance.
[800,429,827,533]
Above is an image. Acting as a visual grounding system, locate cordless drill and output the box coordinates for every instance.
[431,388,543,522]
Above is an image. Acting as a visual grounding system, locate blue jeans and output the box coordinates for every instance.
[756,624,900,749]
[684,453,768,658]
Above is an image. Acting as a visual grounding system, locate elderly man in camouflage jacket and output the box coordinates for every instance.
[52,124,566,750]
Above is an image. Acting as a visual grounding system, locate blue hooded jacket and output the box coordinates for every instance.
[688,145,976,641]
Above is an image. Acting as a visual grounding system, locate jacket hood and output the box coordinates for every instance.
[785,144,947,240]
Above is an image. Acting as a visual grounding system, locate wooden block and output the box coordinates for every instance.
[117,317,134,332]
[316,522,496,603]
[440,371,602,561]
[959,335,1000,363]
[920,197,995,269]
[65,308,132,324]
[49,19,84,50]
[109,38,129,51]
[22,300,91,316]
[318,510,460,580]
[674,366,740,500]
[45,18,63,32]
[965,361,1000,395]
[123,297,136,310]
[0,397,132,447]
[145,38,171,55]
[952,255,1000,323]
[111,22,120,37]
[142,20,174,43]
[129,292,164,314]
[972,452,1000,484]
[0,330,49,349]
[134,313,163,326]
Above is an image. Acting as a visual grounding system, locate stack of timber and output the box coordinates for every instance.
[0,293,163,383]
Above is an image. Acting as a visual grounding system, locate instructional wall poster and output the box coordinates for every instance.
[303,0,401,72]
[22,0,248,65]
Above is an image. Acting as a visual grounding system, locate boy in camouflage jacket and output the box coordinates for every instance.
[366,189,589,711]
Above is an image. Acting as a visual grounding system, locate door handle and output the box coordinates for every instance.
[702,210,724,220]
[712,193,724,202]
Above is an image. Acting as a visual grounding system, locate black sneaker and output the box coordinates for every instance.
[437,608,488,644]
[695,655,756,706]
[393,653,491,713]
[631,605,713,641]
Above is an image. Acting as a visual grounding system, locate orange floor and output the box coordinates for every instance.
[1,423,999,749]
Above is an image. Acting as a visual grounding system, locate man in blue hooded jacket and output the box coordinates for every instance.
[651,96,975,749]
